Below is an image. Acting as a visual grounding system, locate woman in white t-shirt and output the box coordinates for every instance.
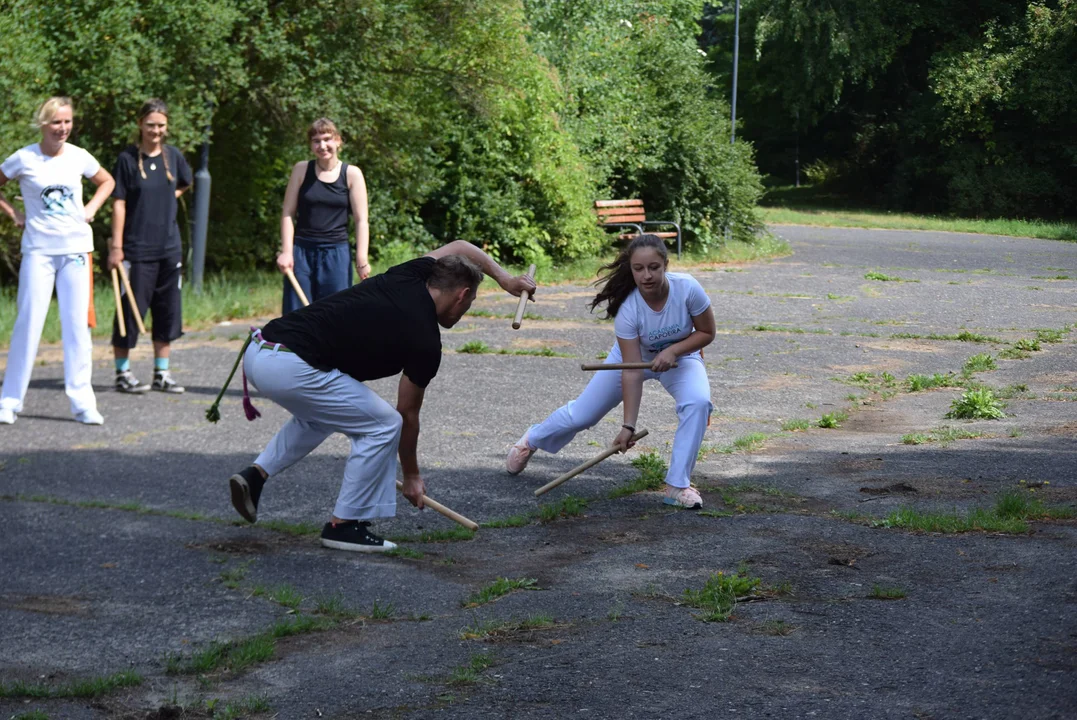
[507,234,716,508]
[0,97,115,425]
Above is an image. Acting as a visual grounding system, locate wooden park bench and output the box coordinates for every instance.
[593,199,682,258]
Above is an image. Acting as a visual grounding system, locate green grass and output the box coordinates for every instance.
[481,513,535,529]
[1013,338,1041,352]
[756,620,797,636]
[864,270,917,282]
[869,585,907,600]
[681,570,762,622]
[10,712,51,720]
[902,425,984,446]
[780,418,812,431]
[212,694,273,720]
[368,599,395,619]
[946,387,1006,419]
[447,652,496,686]
[455,340,571,358]
[872,490,1074,535]
[818,411,848,429]
[891,331,1002,343]
[1035,329,1065,343]
[462,577,539,608]
[538,495,589,522]
[758,199,1077,242]
[0,671,142,699]
[388,526,476,543]
[608,451,668,499]
[457,340,491,354]
[905,372,960,392]
[385,546,425,559]
[962,353,997,373]
[459,614,558,640]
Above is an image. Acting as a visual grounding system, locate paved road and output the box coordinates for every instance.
[2,226,1075,719]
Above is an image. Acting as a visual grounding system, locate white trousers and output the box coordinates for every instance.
[528,346,712,488]
[1,252,96,415]
[244,342,402,521]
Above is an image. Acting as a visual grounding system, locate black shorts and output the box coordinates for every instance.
[111,257,184,349]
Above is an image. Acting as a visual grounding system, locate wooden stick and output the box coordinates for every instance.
[396,481,479,531]
[511,263,536,330]
[534,429,649,497]
[110,267,126,338]
[579,362,677,371]
[116,263,147,335]
[285,268,311,307]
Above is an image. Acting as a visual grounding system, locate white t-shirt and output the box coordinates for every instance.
[614,272,712,361]
[1,143,100,254]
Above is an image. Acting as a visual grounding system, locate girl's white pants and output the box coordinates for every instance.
[528,345,712,488]
[244,341,402,521]
[1,252,97,415]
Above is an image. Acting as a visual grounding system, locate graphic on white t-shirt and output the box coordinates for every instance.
[614,273,712,360]
[40,185,78,217]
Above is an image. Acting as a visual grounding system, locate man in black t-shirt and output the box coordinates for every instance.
[227,240,536,552]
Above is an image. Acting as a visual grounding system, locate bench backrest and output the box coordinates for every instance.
[594,199,646,225]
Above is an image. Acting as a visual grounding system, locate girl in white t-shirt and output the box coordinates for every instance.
[0,97,115,425]
[507,234,716,508]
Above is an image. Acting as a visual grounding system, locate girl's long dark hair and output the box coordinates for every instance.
[589,234,669,319]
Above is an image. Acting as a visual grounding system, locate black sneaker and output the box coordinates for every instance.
[115,369,150,394]
[320,521,397,553]
[153,370,185,394]
[229,466,265,523]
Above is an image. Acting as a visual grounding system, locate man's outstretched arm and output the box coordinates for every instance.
[426,240,537,299]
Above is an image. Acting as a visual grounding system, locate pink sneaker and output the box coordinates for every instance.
[506,430,536,475]
[663,485,703,509]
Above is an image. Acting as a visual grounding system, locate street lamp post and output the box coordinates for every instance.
[730,0,741,144]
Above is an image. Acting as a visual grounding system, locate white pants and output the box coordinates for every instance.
[244,341,402,521]
[1,252,96,415]
[528,345,712,488]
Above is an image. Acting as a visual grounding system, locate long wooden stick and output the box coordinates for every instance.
[534,429,649,497]
[396,481,479,531]
[580,362,677,371]
[285,268,311,307]
[110,267,126,338]
[116,263,147,335]
[511,263,537,330]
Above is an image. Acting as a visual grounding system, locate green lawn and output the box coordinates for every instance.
[761,185,1076,242]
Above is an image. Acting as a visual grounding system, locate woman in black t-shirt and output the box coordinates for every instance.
[277,117,370,313]
[109,99,193,394]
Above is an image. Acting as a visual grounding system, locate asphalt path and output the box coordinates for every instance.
[1,225,1075,719]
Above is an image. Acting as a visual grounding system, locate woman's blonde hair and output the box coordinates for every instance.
[35,96,73,128]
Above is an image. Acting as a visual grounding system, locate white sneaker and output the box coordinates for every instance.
[663,485,703,509]
[0,408,15,424]
[74,409,104,425]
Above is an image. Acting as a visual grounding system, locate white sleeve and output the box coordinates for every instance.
[614,296,640,340]
[685,275,712,316]
[80,148,101,178]
[1,151,23,180]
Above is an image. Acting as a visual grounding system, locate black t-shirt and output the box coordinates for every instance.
[111,145,193,261]
[261,257,442,388]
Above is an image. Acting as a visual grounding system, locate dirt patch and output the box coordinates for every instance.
[750,374,811,391]
[828,361,910,374]
[1043,423,1077,437]
[0,594,91,616]
[862,340,947,354]
[859,482,918,495]
[509,338,575,349]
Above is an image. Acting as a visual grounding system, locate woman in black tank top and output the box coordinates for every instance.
[278,117,370,313]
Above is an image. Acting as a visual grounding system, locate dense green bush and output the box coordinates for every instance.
[0,0,762,279]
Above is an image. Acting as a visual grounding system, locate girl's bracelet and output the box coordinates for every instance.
[622,424,636,433]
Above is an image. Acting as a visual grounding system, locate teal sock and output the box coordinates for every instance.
[115,358,130,372]
[154,357,169,372]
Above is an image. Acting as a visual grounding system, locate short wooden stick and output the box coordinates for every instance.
[534,429,649,497]
[511,263,536,330]
[396,481,479,531]
[579,362,677,371]
[110,267,126,338]
[285,268,311,307]
[116,263,147,335]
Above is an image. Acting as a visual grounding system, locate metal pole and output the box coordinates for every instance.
[730,0,741,144]
[190,128,211,293]
[795,109,800,187]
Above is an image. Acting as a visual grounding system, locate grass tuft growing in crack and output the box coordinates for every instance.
[462,577,539,608]
[538,495,588,522]
[902,425,984,446]
[869,585,907,600]
[818,410,848,429]
[946,387,1005,419]
[0,671,142,699]
[905,372,960,392]
[681,570,762,622]
[872,490,1074,534]
[780,418,812,431]
[608,451,667,498]
[459,614,560,640]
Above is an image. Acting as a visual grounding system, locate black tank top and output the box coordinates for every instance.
[294,160,350,244]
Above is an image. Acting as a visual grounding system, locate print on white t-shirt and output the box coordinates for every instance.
[614,273,712,360]
[0,143,100,255]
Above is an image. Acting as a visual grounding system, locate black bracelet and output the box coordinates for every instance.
[622,424,635,433]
